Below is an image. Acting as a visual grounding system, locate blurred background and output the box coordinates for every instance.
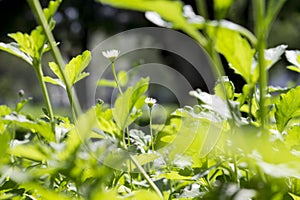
[0,0,300,114]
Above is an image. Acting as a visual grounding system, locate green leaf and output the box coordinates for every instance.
[208,27,255,83]
[207,20,257,46]
[65,50,91,85]
[214,76,235,100]
[275,86,300,132]
[8,26,46,62]
[97,70,128,88]
[0,1,60,66]
[286,50,300,73]
[3,114,55,141]
[287,66,300,73]
[286,50,300,67]
[0,42,32,65]
[256,161,300,179]
[113,77,149,130]
[0,105,11,117]
[59,107,97,160]
[97,0,207,46]
[44,76,65,88]
[252,45,288,81]
[0,131,10,157]
[165,107,227,165]
[15,97,32,113]
[264,45,287,69]
[290,193,300,200]
[95,105,120,137]
[285,126,300,150]
[98,79,117,87]
[118,70,128,86]
[43,0,62,22]
[47,50,91,87]
[157,171,192,180]
[133,153,159,167]
[22,183,71,200]
[189,89,235,120]
[9,145,48,162]
[48,62,63,80]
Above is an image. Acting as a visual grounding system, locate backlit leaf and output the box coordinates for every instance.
[9,145,48,162]
[65,50,91,86]
[286,50,300,73]
[275,86,300,132]
[113,77,149,130]
[98,0,207,46]
[0,42,32,65]
[3,114,55,141]
[208,27,255,83]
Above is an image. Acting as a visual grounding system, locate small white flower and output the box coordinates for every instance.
[145,97,157,108]
[102,49,120,61]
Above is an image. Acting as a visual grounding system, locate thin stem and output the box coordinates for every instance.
[149,108,154,151]
[35,63,54,122]
[253,0,268,129]
[233,155,240,187]
[27,0,81,119]
[129,155,163,199]
[112,62,123,95]
[195,0,208,19]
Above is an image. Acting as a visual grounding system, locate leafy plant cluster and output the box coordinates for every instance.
[1,0,300,199]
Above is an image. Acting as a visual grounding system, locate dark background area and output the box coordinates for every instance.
[0,0,299,109]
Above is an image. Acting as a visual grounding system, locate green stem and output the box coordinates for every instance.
[35,63,54,122]
[112,62,123,95]
[27,0,81,120]
[195,0,208,19]
[129,155,163,199]
[233,155,240,187]
[149,108,154,151]
[253,0,268,129]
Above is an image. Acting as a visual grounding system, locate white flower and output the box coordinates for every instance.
[102,49,120,61]
[145,97,157,108]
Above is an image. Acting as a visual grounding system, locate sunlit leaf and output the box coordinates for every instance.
[3,114,55,141]
[275,86,300,132]
[0,42,32,65]
[98,0,207,46]
[97,79,117,87]
[157,171,192,180]
[48,62,63,80]
[113,77,149,130]
[257,161,300,179]
[44,76,65,88]
[290,193,300,200]
[15,97,32,113]
[22,183,71,200]
[214,76,235,100]
[252,45,288,81]
[9,145,48,162]
[95,105,120,137]
[285,126,300,150]
[133,153,159,167]
[0,105,11,116]
[43,0,62,22]
[286,50,300,72]
[285,50,300,68]
[287,65,300,73]
[208,27,255,83]
[65,50,91,86]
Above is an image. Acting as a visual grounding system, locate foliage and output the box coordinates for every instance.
[0,0,300,199]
